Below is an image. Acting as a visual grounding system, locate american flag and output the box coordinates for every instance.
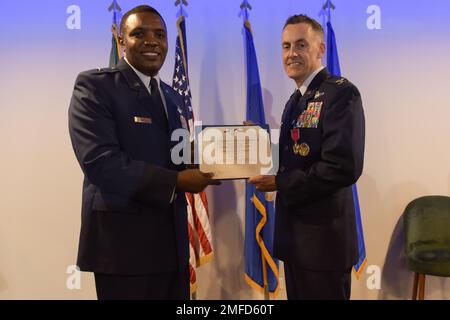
[172,15,214,294]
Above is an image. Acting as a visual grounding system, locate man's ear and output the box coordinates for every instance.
[318,42,326,59]
[118,35,125,47]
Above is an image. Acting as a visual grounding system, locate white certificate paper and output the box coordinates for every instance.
[197,125,274,180]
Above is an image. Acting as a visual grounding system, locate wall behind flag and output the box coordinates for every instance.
[0,0,449,299]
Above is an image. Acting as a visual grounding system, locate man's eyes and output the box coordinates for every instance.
[156,32,166,39]
[130,31,166,39]
[282,43,306,50]
[131,31,144,37]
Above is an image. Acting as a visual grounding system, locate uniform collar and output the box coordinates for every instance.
[298,66,325,95]
[124,57,160,89]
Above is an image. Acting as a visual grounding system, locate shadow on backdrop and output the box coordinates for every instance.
[378,182,450,299]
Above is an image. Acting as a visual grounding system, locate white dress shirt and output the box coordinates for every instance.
[298,65,325,95]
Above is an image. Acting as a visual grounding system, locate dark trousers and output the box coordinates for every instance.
[284,263,352,300]
[94,268,189,300]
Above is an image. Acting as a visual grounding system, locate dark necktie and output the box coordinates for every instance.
[150,77,169,131]
[288,89,303,123]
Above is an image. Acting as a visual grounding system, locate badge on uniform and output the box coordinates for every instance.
[134,116,152,124]
[297,101,323,128]
[297,142,310,156]
[290,128,310,157]
[314,91,324,99]
[291,128,300,154]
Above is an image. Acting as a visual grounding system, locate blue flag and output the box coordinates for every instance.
[326,21,367,278]
[243,20,279,296]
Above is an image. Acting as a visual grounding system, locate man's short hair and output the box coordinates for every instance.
[119,5,166,35]
[283,14,324,40]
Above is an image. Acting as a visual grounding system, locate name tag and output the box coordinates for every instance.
[134,116,152,124]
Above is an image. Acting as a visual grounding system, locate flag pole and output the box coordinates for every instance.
[322,0,335,23]
[108,0,122,61]
[241,0,270,300]
[175,0,188,18]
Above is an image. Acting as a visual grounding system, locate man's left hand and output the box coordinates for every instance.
[248,175,277,192]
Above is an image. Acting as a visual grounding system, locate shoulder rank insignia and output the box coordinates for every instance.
[336,78,346,85]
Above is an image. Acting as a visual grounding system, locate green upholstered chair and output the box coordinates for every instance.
[403,195,450,300]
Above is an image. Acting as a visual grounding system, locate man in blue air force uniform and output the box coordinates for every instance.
[250,15,365,300]
[68,5,219,300]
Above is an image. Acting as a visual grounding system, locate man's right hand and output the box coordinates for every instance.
[176,169,221,193]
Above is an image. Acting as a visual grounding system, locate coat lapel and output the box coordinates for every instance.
[161,82,182,132]
[290,68,330,123]
[279,68,330,147]
[280,93,299,147]
[116,59,169,132]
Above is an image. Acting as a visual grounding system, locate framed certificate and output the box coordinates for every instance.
[196,125,274,180]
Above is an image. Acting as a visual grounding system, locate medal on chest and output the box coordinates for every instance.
[290,127,310,157]
[291,128,300,154]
